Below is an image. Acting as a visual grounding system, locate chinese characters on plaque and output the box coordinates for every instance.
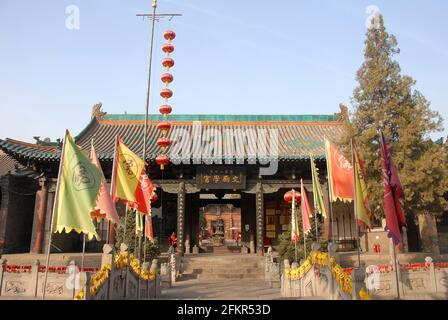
[196,166,246,190]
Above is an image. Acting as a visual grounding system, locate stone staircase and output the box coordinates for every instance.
[179,254,265,281]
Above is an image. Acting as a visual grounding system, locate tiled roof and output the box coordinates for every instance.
[0,150,23,176]
[0,114,344,163]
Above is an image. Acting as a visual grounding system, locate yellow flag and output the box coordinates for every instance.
[112,138,145,204]
[353,144,372,229]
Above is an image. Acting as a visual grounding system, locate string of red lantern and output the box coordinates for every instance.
[156,30,176,170]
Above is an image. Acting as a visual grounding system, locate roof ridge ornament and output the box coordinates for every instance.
[91,102,107,120]
[335,103,349,122]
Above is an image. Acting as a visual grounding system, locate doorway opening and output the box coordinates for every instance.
[198,193,241,253]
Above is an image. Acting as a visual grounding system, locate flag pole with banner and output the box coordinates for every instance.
[42,130,101,299]
[379,130,407,299]
[42,131,67,300]
[324,137,355,246]
[351,139,362,268]
[300,179,312,258]
[310,154,327,243]
[106,135,119,245]
[324,137,336,244]
[291,189,300,262]
[111,138,146,249]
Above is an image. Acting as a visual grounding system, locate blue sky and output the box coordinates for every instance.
[0,0,447,142]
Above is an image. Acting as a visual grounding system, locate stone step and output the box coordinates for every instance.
[182,268,264,274]
[182,262,263,268]
[195,273,265,280]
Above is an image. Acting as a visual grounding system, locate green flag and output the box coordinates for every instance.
[53,130,101,240]
[310,154,327,219]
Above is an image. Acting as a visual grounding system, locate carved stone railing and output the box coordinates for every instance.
[280,244,448,300]
[0,258,91,299]
[75,245,162,300]
[280,244,366,300]
[264,249,280,288]
[160,253,179,288]
[365,257,448,299]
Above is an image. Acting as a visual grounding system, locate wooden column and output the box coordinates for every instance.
[32,176,48,253]
[256,182,265,256]
[177,182,185,256]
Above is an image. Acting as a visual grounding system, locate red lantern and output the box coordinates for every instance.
[283,190,301,204]
[161,73,173,84]
[159,104,172,116]
[160,88,173,99]
[157,121,172,133]
[163,30,176,41]
[156,154,170,170]
[162,57,175,69]
[157,137,171,148]
[162,43,174,54]
[151,193,158,203]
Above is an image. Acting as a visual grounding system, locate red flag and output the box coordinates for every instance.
[300,180,312,235]
[145,214,154,240]
[379,131,407,245]
[129,169,156,215]
[325,139,354,202]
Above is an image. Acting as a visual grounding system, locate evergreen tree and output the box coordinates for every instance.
[114,207,161,262]
[340,15,448,225]
[277,205,327,263]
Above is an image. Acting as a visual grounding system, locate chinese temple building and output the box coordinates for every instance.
[0,109,385,256]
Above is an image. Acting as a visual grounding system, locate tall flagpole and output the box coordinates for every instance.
[108,135,119,245]
[310,155,320,243]
[80,138,96,271]
[301,179,307,259]
[81,234,86,271]
[140,0,158,263]
[292,189,298,262]
[379,130,401,300]
[324,137,336,245]
[124,204,129,246]
[42,130,67,300]
[350,139,362,268]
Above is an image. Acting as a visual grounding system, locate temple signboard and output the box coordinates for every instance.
[196,166,246,190]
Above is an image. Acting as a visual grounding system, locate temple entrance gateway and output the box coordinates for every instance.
[199,194,242,253]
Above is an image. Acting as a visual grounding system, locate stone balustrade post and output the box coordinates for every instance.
[85,272,91,300]
[426,257,437,293]
[120,243,129,299]
[328,243,336,300]
[151,259,158,299]
[29,260,40,297]
[170,254,177,283]
[350,268,365,300]
[160,262,171,288]
[141,262,150,300]
[282,259,290,297]
[0,258,6,297]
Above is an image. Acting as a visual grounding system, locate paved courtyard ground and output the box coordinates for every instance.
[162,279,285,300]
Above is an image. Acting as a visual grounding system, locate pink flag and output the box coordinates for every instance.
[300,180,312,235]
[90,145,120,225]
[379,131,406,245]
